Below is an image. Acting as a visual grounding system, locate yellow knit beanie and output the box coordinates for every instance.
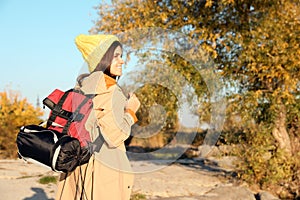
[75,34,119,72]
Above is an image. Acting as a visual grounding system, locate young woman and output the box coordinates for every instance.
[55,34,140,200]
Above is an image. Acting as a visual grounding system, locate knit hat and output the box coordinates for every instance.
[75,34,119,72]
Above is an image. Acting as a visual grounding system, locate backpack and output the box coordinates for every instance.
[43,88,93,147]
[16,88,103,173]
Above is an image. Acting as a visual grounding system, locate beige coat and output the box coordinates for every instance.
[56,71,135,200]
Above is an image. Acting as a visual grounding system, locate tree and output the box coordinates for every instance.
[93,0,299,148]
[229,0,300,154]
[0,90,43,158]
[91,0,300,197]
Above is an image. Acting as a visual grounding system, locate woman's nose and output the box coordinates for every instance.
[119,57,124,64]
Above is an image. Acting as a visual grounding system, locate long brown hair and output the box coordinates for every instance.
[94,41,122,79]
[77,41,122,85]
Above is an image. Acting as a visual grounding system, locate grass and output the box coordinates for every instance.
[38,175,57,184]
[17,175,35,179]
[130,193,147,200]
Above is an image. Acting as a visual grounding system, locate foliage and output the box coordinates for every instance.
[228,0,300,129]
[134,80,179,130]
[130,83,179,148]
[92,0,300,198]
[0,90,43,158]
[225,1,300,197]
[233,123,298,199]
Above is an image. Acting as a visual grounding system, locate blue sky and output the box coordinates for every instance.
[0,0,104,106]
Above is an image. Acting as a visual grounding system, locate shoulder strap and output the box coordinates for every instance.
[46,89,74,128]
[61,94,93,135]
[45,88,94,129]
[88,127,105,153]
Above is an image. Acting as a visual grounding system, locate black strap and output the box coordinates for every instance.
[79,162,89,200]
[62,94,92,135]
[44,89,94,136]
[43,98,75,120]
[46,89,74,128]
[78,128,104,200]
[89,126,105,153]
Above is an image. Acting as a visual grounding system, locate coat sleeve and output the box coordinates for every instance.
[92,87,136,148]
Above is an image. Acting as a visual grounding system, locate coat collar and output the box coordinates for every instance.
[77,71,115,95]
[104,74,116,88]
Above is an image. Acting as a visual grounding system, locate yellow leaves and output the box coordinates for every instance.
[254,90,263,99]
[221,0,235,6]
[0,90,44,158]
[282,42,289,49]
[201,43,218,59]
[205,0,213,8]
[0,90,43,128]
[160,12,168,23]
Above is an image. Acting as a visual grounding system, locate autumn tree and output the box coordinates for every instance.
[229,0,300,152]
[0,90,43,158]
[228,1,300,196]
[91,0,300,197]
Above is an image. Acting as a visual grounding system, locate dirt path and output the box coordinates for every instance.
[0,158,272,200]
[0,159,58,200]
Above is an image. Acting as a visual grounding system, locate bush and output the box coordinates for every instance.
[232,123,300,199]
[0,90,43,159]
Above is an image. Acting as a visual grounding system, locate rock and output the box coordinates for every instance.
[184,147,200,158]
[201,186,256,200]
[153,186,256,200]
[206,156,238,171]
[257,191,280,200]
[198,145,219,157]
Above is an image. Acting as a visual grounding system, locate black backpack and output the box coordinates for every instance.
[16,88,104,173]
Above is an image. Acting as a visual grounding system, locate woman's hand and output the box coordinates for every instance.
[126,93,141,113]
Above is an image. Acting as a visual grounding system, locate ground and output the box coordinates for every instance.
[0,158,271,200]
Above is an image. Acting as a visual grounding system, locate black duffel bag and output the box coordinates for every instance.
[16,124,93,173]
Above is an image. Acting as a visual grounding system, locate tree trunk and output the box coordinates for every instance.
[272,104,292,156]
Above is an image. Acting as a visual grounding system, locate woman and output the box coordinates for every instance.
[55,34,140,200]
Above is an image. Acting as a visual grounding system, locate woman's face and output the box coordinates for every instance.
[110,46,124,76]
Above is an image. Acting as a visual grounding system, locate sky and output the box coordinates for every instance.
[0,0,104,106]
